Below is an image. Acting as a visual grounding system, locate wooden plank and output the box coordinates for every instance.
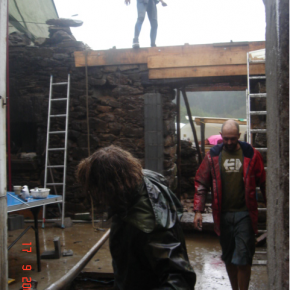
[195,117,247,126]
[148,47,252,69]
[149,63,265,79]
[74,45,209,67]
[186,84,247,92]
[74,41,265,67]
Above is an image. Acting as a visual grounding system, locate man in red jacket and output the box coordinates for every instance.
[193,120,266,290]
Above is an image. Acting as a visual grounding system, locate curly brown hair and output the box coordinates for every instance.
[76,145,143,210]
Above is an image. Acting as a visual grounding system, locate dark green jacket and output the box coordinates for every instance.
[110,170,196,290]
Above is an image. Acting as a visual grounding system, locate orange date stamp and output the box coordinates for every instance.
[22,242,32,290]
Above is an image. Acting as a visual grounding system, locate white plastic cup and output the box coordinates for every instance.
[13,185,22,195]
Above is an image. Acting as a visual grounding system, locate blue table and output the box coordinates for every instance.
[7,192,62,212]
[7,192,63,272]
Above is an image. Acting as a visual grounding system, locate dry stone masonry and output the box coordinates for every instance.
[8,20,184,217]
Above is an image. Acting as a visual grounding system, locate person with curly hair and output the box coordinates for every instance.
[76,145,196,290]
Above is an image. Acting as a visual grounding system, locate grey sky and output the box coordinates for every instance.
[54,0,266,50]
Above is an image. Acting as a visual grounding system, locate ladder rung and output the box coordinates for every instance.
[48,148,65,151]
[52,82,68,86]
[46,183,64,186]
[255,251,267,254]
[250,111,267,115]
[49,131,66,134]
[249,60,266,64]
[249,76,266,80]
[249,93,267,97]
[258,208,267,211]
[50,114,67,118]
[51,98,67,102]
[258,230,267,233]
[47,165,64,168]
[250,129,267,133]
[255,148,268,152]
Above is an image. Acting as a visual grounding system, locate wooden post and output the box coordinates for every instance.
[176,89,181,199]
[0,0,8,289]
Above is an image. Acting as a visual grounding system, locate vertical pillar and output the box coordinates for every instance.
[176,89,181,199]
[144,93,163,173]
[265,0,289,289]
[0,0,8,289]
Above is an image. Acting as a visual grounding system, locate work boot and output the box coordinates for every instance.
[133,38,140,49]
[151,43,157,47]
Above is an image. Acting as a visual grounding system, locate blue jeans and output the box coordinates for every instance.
[134,0,158,45]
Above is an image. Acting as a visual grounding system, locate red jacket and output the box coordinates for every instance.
[193,141,266,235]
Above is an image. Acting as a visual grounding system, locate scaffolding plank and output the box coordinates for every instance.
[186,84,247,92]
[148,48,251,69]
[194,117,247,125]
[74,41,265,67]
[149,64,265,79]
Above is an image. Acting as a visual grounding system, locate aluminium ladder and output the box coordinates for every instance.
[246,50,267,147]
[42,74,70,229]
[246,50,267,234]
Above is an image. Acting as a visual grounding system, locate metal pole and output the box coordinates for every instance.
[176,89,181,199]
[85,52,90,156]
[246,52,251,144]
[200,118,205,158]
[6,7,11,191]
[181,88,202,164]
[44,229,110,290]
[0,0,8,289]
[31,207,41,271]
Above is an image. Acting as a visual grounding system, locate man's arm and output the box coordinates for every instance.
[194,211,203,231]
[254,150,267,203]
[125,0,131,5]
[160,0,168,6]
[193,154,212,230]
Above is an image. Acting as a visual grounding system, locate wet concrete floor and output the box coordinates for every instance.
[185,232,268,290]
[8,222,267,290]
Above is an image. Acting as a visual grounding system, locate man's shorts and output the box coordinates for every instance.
[220,211,255,266]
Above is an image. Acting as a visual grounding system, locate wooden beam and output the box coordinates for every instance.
[186,84,247,92]
[74,41,265,67]
[148,47,256,69]
[149,63,265,79]
[195,117,247,126]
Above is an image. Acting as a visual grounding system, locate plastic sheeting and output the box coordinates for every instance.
[248,49,266,63]
[8,0,58,39]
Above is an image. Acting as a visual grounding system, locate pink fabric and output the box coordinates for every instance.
[207,135,223,145]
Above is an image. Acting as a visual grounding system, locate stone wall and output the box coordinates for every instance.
[9,30,178,217]
[180,140,198,198]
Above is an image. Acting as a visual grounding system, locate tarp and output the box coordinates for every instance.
[8,0,58,39]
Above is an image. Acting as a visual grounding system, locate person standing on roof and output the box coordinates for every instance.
[193,119,266,290]
[125,0,167,48]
